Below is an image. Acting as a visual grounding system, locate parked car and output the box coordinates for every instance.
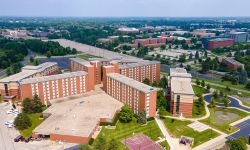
[6,110,13,114]
[24,136,32,143]
[14,135,24,142]
[7,123,14,128]
[5,120,14,125]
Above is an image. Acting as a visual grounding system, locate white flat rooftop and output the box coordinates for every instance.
[33,88,123,137]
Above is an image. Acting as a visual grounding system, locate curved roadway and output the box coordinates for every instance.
[204,94,250,112]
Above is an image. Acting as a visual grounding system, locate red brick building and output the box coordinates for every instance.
[168,68,194,116]
[0,62,59,102]
[103,68,157,117]
[207,38,234,50]
[134,37,167,47]
[20,71,94,105]
[221,57,245,71]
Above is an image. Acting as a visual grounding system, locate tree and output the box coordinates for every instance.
[201,80,205,87]
[195,51,199,59]
[107,139,118,150]
[14,113,32,130]
[213,91,219,99]
[33,95,43,113]
[189,53,193,59]
[137,110,147,124]
[160,45,166,50]
[118,105,133,123]
[79,144,92,150]
[209,98,216,107]
[30,56,34,63]
[196,79,201,86]
[143,78,151,85]
[223,95,230,107]
[178,54,186,63]
[159,76,168,89]
[94,133,106,150]
[225,86,231,91]
[186,65,191,71]
[227,137,247,150]
[157,90,167,109]
[6,68,12,76]
[22,98,34,114]
[204,50,208,57]
[246,82,250,89]
[206,84,211,92]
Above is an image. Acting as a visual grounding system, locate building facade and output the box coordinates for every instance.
[0,62,59,101]
[168,68,194,116]
[103,72,157,117]
[207,38,234,50]
[229,32,249,43]
[20,71,94,105]
[221,57,245,71]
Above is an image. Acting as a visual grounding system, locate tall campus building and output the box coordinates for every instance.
[0,58,160,118]
[168,68,195,116]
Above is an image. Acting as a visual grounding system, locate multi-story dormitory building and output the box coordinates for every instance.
[69,58,160,117]
[70,58,161,84]
[0,62,59,101]
[20,71,92,105]
[103,73,157,117]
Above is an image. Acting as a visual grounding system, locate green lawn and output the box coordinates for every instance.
[192,85,207,96]
[19,113,43,137]
[200,107,249,134]
[94,118,163,149]
[159,141,170,150]
[77,54,102,60]
[162,118,219,147]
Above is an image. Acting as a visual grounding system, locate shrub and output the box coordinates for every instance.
[118,105,133,123]
[14,113,32,130]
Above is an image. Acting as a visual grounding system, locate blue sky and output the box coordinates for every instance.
[0,0,250,17]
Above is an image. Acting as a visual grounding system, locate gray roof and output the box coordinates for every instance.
[171,78,194,95]
[69,58,92,67]
[223,57,244,66]
[107,73,157,93]
[20,71,87,84]
[0,62,58,83]
[119,61,160,69]
[170,68,192,78]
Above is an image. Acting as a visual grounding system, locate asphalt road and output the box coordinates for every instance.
[204,94,250,112]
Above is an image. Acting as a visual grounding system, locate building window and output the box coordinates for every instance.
[176,95,180,114]
[4,84,9,96]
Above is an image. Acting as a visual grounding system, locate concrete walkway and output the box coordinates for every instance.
[155,116,191,150]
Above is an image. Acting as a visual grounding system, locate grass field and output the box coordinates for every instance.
[162,118,219,147]
[19,113,43,137]
[77,54,101,60]
[94,118,163,149]
[192,85,207,96]
[159,141,170,150]
[200,107,249,134]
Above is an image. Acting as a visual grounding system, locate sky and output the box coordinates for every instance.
[0,0,250,17]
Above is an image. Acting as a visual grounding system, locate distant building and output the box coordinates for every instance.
[117,27,139,34]
[168,68,194,116]
[1,29,28,39]
[191,29,216,38]
[134,37,166,47]
[207,38,234,50]
[221,57,245,71]
[228,32,249,43]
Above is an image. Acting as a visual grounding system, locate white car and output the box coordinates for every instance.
[6,110,13,114]
[7,123,14,128]
[5,120,14,125]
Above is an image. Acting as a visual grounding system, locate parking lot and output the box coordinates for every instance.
[0,102,82,150]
